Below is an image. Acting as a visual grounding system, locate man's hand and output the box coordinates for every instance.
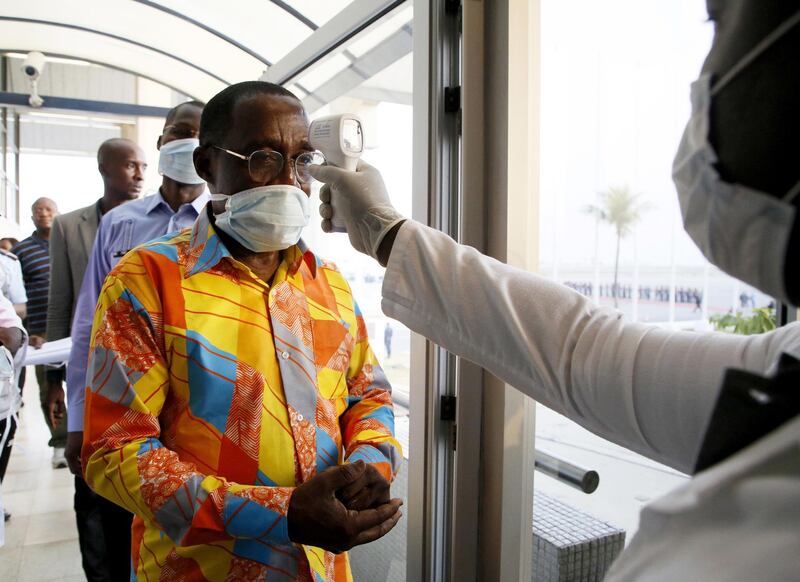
[338,463,391,511]
[0,326,24,356]
[65,431,83,476]
[46,380,66,428]
[288,460,402,553]
[28,334,45,349]
[309,161,405,260]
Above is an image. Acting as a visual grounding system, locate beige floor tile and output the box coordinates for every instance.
[2,470,40,494]
[23,510,78,546]
[2,491,36,517]
[31,486,74,515]
[5,449,46,474]
[0,514,31,549]
[0,545,23,580]
[33,466,74,492]
[16,539,83,582]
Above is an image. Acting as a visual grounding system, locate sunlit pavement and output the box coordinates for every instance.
[534,407,690,541]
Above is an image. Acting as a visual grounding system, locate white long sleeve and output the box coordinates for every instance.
[381,220,800,474]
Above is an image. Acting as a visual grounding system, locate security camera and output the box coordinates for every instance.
[21,51,46,80]
[21,52,46,107]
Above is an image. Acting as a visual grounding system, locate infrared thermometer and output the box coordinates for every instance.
[309,114,364,230]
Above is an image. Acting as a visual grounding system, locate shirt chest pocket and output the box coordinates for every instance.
[312,319,354,400]
[110,220,136,259]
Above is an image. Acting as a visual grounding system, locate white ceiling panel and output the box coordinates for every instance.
[140,0,312,63]
[0,21,226,99]
[0,0,411,102]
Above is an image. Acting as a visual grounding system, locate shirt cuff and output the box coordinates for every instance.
[381,220,417,315]
[67,402,84,432]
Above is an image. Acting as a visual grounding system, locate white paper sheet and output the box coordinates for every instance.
[22,337,72,367]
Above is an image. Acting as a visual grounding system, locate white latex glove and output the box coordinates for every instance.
[309,160,406,259]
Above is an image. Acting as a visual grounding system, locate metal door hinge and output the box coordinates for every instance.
[444,86,461,113]
[445,0,461,16]
[440,394,457,421]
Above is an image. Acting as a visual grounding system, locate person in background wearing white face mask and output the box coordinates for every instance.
[80,82,402,582]
[59,101,208,578]
[310,2,800,580]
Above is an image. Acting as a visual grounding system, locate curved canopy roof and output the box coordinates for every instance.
[0,0,405,101]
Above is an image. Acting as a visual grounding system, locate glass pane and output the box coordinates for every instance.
[1,4,416,581]
[288,0,358,27]
[305,99,413,582]
[148,0,314,63]
[19,153,103,215]
[298,6,414,579]
[346,5,414,58]
[294,53,352,92]
[534,0,767,568]
[294,6,413,96]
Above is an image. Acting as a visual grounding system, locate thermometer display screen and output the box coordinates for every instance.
[342,119,364,154]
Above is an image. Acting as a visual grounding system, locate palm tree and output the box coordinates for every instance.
[585,186,649,308]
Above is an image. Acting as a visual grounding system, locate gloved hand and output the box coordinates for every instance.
[309,160,405,259]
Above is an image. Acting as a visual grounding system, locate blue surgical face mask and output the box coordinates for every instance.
[211,185,311,252]
[158,138,205,185]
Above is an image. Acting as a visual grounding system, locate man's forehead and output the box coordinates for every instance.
[230,94,308,136]
[113,146,146,162]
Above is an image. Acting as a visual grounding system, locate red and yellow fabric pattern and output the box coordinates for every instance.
[82,209,401,581]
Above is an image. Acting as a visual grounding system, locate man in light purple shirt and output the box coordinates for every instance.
[62,101,209,486]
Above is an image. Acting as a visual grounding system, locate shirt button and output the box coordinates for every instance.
[281,351,290,360]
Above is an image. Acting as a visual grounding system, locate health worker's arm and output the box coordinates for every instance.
[381,220,800,475]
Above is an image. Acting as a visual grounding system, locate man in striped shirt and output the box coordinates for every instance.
[12,198,66,467]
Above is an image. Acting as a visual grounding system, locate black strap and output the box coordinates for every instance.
[695,353,800,472]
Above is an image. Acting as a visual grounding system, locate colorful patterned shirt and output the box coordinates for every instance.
[82,209,401,582]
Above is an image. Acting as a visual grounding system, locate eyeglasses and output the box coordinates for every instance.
[162,124,199,139]
[210,145,325,184]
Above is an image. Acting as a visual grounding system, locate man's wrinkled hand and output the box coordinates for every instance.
[338,462,391,511]
[288,460,402,553]
[65,431,83,476]
[28,335,45,349]
[46,381,65,428]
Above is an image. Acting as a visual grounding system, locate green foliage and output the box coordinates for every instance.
[709,308,777,335]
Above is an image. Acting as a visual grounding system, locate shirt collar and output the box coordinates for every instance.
[146,189,211,216]
[184,205,317,280]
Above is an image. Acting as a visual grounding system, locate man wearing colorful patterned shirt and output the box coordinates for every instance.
[83,82,403,581]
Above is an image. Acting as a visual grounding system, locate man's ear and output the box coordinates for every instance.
[193,146,215,190]
[97,163,108,178]
[156,135,163,151]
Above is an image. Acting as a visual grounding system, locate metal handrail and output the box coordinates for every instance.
[535,449,599,494]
